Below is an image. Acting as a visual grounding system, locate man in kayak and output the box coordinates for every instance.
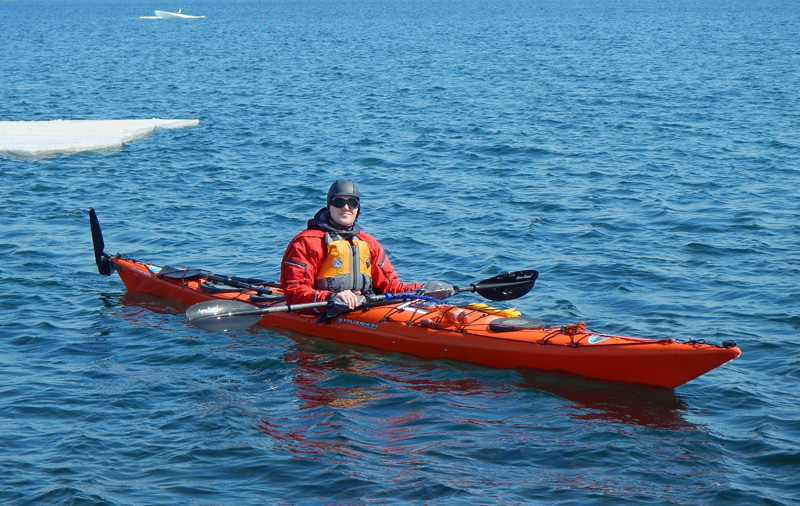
[280,180,454,317]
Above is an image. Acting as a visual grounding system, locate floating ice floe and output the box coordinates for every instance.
[0,118,200,159]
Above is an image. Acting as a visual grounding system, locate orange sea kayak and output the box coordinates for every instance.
[90,209,740,388]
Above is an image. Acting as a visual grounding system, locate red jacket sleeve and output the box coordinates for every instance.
[360,232,422,294]
[280,231,331,310]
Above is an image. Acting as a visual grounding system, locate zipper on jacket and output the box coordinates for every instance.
[350,240,359,291]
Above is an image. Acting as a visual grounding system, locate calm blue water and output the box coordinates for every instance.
[2,0,799,504]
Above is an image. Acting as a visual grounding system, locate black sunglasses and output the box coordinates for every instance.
[330,197,360,209]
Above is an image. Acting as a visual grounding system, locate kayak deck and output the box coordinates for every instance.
[107,255,741,388]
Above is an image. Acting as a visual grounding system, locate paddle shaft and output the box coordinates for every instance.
[209,300,328,318]
[457,279,533,293]
[190,294,390,322]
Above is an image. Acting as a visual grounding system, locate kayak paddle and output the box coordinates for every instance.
[454,270,538,301]
[186,269,538,331]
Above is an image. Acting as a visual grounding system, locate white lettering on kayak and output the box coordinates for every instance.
[337,317,379,330]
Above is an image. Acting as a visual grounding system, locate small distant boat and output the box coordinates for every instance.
[140,9,205,19]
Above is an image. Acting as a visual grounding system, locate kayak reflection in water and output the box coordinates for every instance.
[279,180,454,318]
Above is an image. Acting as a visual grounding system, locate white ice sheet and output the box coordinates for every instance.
[0,118,200,159]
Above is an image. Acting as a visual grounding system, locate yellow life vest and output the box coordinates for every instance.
[314,233,373,293]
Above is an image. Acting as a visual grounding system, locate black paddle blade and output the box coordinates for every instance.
[186,299,264,332]
[89,208,112,276]
[472,270,538,301]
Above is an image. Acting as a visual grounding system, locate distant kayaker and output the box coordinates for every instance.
[280,180,454,317]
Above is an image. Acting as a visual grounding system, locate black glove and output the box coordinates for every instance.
[325,294,367,318]
[416,281,455,300]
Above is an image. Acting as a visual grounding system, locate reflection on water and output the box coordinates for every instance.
[113,291,187,315]
[516,370,691,430]
[109,292,193,334]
